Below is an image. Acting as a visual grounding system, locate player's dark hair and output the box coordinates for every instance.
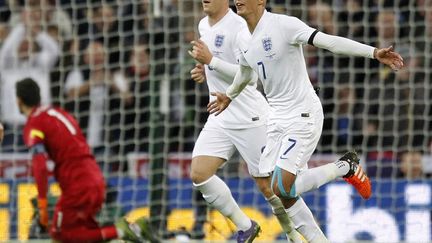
[16,78,41,107]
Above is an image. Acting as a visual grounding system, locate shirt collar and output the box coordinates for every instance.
[252,10,269,35]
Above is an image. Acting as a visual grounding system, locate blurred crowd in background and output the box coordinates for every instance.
[0,0,431,179]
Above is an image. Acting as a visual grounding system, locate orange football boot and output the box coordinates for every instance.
[341,151,372,200]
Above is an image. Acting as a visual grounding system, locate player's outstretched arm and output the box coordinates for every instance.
[312,32,404,71]
[373,46,404,71]
[0,123,4,143]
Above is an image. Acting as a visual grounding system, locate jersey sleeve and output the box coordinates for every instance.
[280,16,317,45]
[32,149,49,200]
[23,121,45,147]
[312,32,375,58]
[238,52,248,66]
[24,119,49,199]
[234,30,249,66]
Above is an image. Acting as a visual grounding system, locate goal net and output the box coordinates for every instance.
[0,0,431,242]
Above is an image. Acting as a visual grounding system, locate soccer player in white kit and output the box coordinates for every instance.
[188,0,303,242]
[207,0,404,242]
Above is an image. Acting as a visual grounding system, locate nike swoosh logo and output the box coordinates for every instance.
[243,50,248,53]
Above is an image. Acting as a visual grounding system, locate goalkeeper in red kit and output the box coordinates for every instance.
[16,78,159,243]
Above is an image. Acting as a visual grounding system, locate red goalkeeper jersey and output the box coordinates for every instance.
[23,106,103,192]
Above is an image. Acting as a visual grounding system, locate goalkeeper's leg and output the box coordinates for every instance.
[51,222,144,243]
[50,185,144,243]
[50,205,141,243]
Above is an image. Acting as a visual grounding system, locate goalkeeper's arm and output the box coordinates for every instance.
[30,143,49,228]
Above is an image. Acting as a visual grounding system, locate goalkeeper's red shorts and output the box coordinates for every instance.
[50,178,106,242]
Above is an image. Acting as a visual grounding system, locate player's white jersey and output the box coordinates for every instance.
[199,9,268,129]
[237,11,321,123]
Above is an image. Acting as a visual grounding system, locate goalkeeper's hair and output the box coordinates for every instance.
[16,78,41,107]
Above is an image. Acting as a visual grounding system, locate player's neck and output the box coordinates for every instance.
[245,8,265,33]
[22,106,34,117]
[208,8,229,26]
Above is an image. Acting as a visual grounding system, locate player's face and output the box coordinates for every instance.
[235,0,262,17]
[202,0,227,16]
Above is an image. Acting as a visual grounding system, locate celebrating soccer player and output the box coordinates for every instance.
[207,0,403,242]
[189,0,303,242]
[16,78,159,243]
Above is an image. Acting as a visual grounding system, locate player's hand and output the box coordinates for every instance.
[207,92,232,116]
[188,39,213,65]
[0,123,4,143]
[190,63,206,83]
[37,198,49,228]
[374,46,404,71]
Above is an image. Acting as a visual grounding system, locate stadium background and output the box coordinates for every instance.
[0,0,431,242]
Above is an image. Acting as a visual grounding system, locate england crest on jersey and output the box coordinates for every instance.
[215,34,225,48]
[262,37,272,52]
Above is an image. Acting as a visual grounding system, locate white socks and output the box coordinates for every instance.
[193,175,251,231]
[334,160,351,176]
[267,195,294,233]
[267,195,304,242]
[285,198,329,243]
[294,160,350,196]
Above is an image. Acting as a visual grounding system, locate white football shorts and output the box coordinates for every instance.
[259,105,324,175]
[192,119,270,177]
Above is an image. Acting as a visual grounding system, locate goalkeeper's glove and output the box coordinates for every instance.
[37,198,49,228]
